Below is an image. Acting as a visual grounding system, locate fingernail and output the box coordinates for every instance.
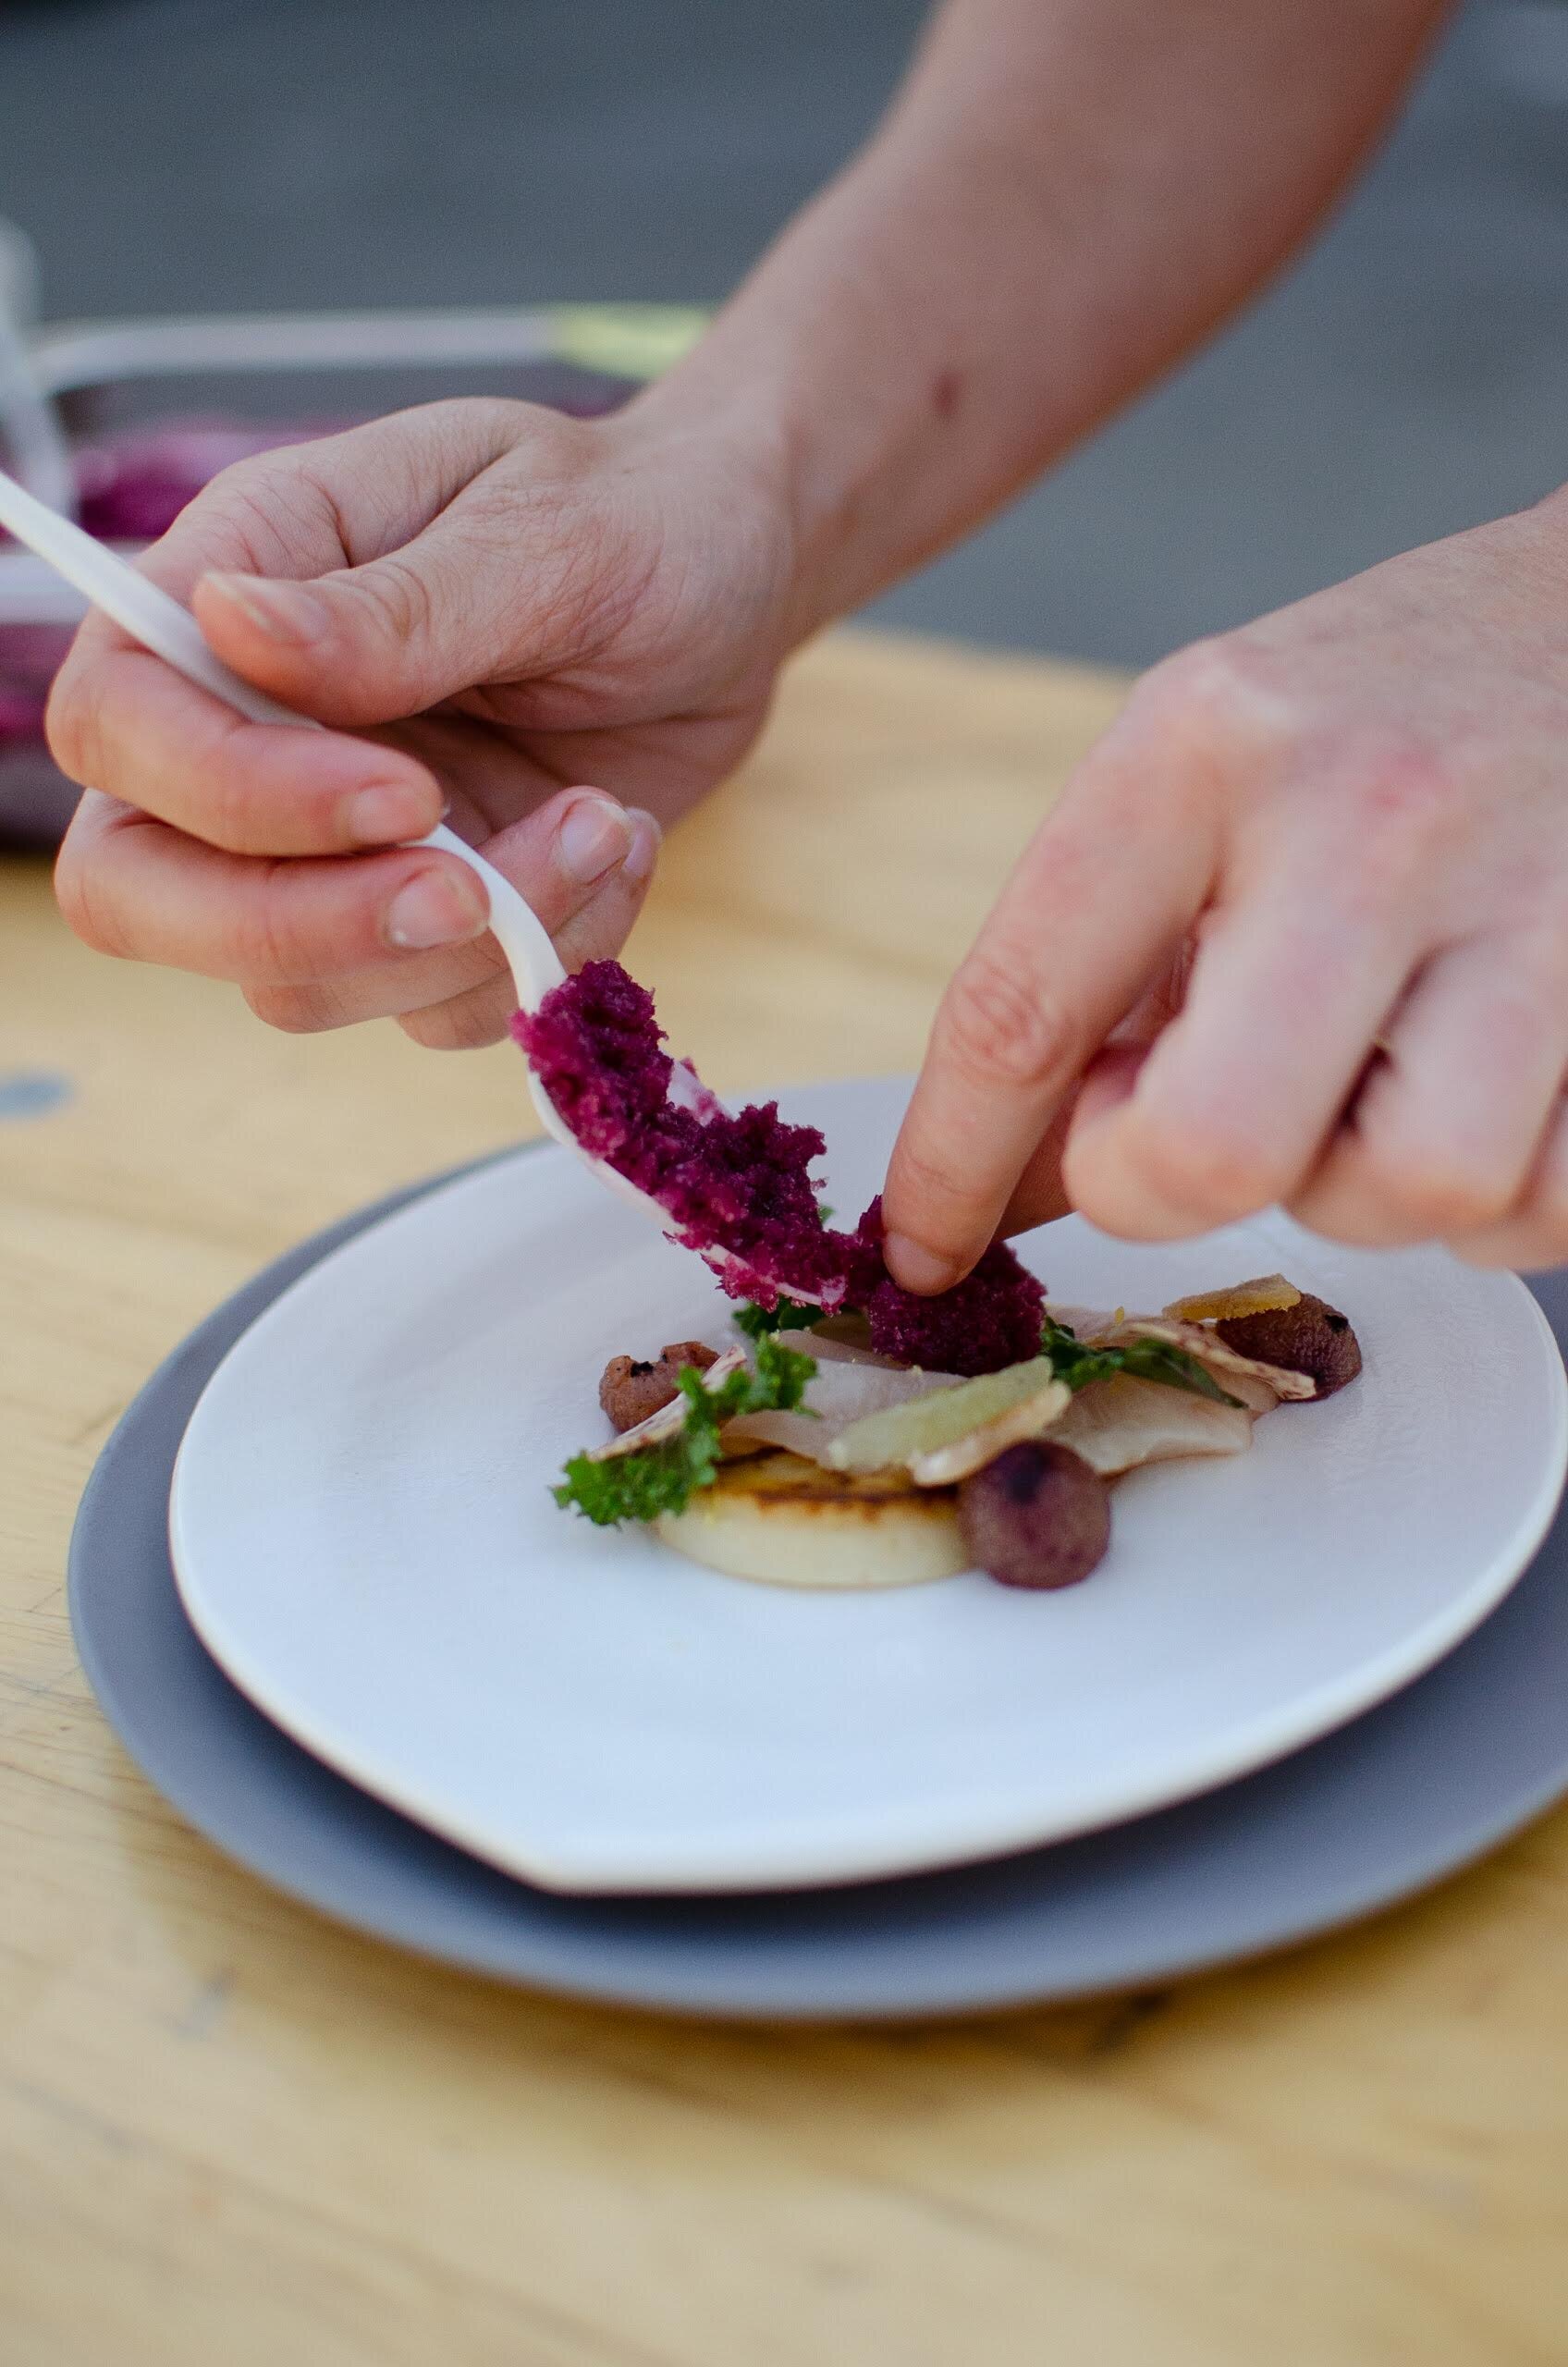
[557,794,633,887]
[883,1233,959,1295]
[623,807,662,885]
[385,866,489,950]
[348,781,441,847]
[204,572,331,646]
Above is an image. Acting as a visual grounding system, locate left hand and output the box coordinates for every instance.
[881,497,1568,1285]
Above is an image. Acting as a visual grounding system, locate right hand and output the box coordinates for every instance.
[47,395,795,1046]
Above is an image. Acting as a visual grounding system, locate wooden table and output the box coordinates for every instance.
[4,629,1564,2367]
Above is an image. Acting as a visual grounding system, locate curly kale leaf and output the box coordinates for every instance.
[554,1334,817,1527]
[1039,1317,1243,1409]
[730,1296,823,1341]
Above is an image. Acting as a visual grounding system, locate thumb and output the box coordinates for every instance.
[191,504,563,727]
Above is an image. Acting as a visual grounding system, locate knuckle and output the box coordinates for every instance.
[1123,636,1280,767]
[195,454,331,572]
[45,657,118,793]
[940,950,1077,1095]
[1497,929,1568,1015]
[53,832,129,960]
[1451,1230,1529,1271]
[1356,1135,1515,1234]
[887,1137,975,1232]
[1450,1198,1568,1270]
[190,717,258,848]
[349,555,435,649]
[1529,1166,1568,1239]
[1131,1114,1290,1222]
[235,865,316,983]
[1332,744,1459,914]
[398,992,508,1052]
[43,673,91,786]
[244,982,348,1035]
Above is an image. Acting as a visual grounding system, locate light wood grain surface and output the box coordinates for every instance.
[3,628,1564,2367]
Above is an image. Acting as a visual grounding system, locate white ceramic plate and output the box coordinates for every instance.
[169,1076,1568,1895]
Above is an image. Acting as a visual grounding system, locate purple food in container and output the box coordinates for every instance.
[0,289,701,848]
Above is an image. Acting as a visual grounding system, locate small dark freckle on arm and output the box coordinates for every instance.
[932,369,962,423]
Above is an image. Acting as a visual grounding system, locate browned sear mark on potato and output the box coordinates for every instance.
[599,1340,719,1432]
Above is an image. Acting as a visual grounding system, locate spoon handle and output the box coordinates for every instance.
[0,465,566,1012]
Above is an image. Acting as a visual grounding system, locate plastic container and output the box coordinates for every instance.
[0,219,704,847]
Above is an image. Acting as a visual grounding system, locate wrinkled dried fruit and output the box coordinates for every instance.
[1214,1294,1362,1397]
[599,1340,718,1432]
[958,1441,1112,1589]
[587,1347,746,1461]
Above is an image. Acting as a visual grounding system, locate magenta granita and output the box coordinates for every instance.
[512,963,848,1306]
[513,963,1045,1366]
[846,1197,1047,1377]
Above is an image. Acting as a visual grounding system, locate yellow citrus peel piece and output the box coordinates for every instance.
[1163,1274,1301,1324]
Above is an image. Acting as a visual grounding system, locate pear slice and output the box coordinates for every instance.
[826,1358,1072,1485]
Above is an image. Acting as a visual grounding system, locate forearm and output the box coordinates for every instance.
[632,0,1449,637]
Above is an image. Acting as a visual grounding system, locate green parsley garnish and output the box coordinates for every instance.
[730,1295,823,1341]
[1039,1316,1243,1409]
[554,1333,817,1527]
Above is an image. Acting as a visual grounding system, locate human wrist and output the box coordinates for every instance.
[618,152,947,650]
[614,356,845,655]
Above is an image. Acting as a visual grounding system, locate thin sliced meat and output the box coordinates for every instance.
[799,1326,930,1373]
[722,1354,963,1466]
[1095,1316,1315,1405]
[1044,1301,1313,1408]
[1047,1375,1257,1476]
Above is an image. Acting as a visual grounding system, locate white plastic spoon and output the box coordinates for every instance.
[0,465,797,1289]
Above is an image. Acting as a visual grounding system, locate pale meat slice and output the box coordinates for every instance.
[1095,1316,1315,1406]
[1043,1302,1314,1409]
[793,1325,918,1373]
[1047,1373,1257,1475]
[721,1353,963,1464]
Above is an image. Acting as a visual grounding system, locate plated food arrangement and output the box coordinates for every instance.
[165,1066,1565,1895]
[522,960,1363,1595]
[561,1273,1360,1591]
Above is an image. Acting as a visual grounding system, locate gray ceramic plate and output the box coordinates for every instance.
[68,1160,1568,2021]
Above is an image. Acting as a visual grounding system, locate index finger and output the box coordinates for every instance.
[44,441,364,842]
[46,406,518,823]
[49,439,350,703]
[879,758,1218,1293]
[45,639,442,856]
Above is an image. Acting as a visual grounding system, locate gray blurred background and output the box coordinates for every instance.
[3,0,1567,668]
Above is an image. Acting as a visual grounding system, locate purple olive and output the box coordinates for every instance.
[959,1441,1111,1589]
[1215,1294,1362,1397]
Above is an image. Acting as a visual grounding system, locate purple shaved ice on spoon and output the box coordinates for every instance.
[513,961,1045,1372]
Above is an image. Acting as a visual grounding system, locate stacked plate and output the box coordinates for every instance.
[70,1078,1568,2018]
